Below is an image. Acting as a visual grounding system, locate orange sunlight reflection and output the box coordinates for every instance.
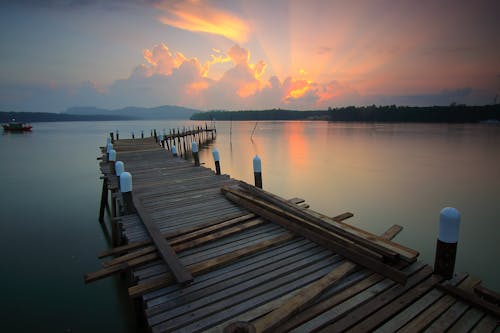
[284,122,308,169]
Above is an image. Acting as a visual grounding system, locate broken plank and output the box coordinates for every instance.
[132,195,193,284]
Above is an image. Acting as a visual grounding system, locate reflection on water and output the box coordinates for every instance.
[1,120,499,332]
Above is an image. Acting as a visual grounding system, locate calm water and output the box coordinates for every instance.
[1,120,499,332]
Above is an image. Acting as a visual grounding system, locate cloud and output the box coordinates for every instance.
[1,42,494,113]
[153,0,250,43]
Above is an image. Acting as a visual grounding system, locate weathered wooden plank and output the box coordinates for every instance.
[143,238,313,305]
[437,282,500,318]
[98,212,254,258]
[398,276,481,333]
[372,273,468,333]
[447,307,484,333]
[236,181,418,261]
[423,300,470,333]
[470,315,499,333]
[146,244,330,316]
[475,285,500,306]
[226,184,401,262]
[223,191,408,284]
[315,265,433,333]
[128,232,296,298]
[132,196,193,284]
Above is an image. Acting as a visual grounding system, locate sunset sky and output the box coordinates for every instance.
[1,0,499,112]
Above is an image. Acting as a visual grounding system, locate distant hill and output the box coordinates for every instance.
[64,105,200,120]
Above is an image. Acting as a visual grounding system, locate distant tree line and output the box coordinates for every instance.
[190,109,329,121]
[191,104,500,123]
[328,104,500,123]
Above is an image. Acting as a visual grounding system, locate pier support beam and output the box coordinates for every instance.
[192,142,200,166]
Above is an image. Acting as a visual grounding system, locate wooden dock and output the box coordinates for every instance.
[88,134,500,333]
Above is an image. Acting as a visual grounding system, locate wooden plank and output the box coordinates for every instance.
[475,285,500,306]
[252,261,357,333]
[236,181,418,261]
[398,276,481,333]
[470,315,499,333]
[437,282,500,318]
[227,222,407,333]
[346,274,445,333]
[423,300,470,333]
[446,307,484,333]
[223,191,408,284]
[98,212,255,258]
[128,232,296,298]
[227,184,401,262]
[316,265,434,333]
[372,273,468,333]
[132,195,193,284]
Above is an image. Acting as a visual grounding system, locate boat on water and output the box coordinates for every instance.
[2,119,32,131]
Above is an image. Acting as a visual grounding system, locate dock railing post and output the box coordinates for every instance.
[192,142,200,166]
[159,134,165,148]
[213,149,221,175]
[106,143,113,161]
[108,149,116,174]
[171,145,178,157]
[109,132,114,143]
[119,172,135,215]
[253,155,262,188]
[141,130,144,139]
[434,207,461,279]
[116,129,119,140]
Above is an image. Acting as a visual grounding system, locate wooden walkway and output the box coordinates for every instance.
[88,136,500,333]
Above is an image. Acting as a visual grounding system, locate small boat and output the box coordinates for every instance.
[2,119,32,131]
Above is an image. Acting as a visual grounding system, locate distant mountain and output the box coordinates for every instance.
[63,105,201,120]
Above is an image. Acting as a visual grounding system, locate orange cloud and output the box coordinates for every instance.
[154,1,250,43]
[284,77,313,100]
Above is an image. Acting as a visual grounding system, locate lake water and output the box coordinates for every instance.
[1,120,499,332]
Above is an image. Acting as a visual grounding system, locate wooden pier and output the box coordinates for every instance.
[88,134,500,333]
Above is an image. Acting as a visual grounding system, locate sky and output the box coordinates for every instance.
[1,0,499,112]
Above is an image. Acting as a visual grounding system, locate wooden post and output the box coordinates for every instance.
[109,132,114,143]
[154,129,157,141]
[253,155,262,188]
[115,161,124,177]
[141,130,144,139]
[106,143,113,161]
[131,131,135,139]
[98,178,108,223]
[192,142,200,166]
[108,149,116,175]
[212,149,221,175]
[116,129,119,140]
[434,207,460,279]
[159,134,165,148]
[171,145,178,157]
[119,172,135,215]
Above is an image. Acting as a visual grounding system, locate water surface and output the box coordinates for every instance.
[1,120,499,332]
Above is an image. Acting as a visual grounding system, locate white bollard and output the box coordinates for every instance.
[192,142,200,166]
[115,161,124,176]
[171,145,178,157]
[212,149,221,175]
[434,207,461,279]
[119,171,135,214]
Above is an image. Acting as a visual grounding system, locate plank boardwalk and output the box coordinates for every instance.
[92,136,500,333]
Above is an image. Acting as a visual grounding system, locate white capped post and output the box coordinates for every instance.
[115,161,124,176]
[434,207,461,279]
[171,145,178,157]
[253,155,262,188]
[212,149,221,175]
[119,171,135,214]
[192,141,200,166]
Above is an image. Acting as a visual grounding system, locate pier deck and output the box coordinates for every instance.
[89,136,500,333]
